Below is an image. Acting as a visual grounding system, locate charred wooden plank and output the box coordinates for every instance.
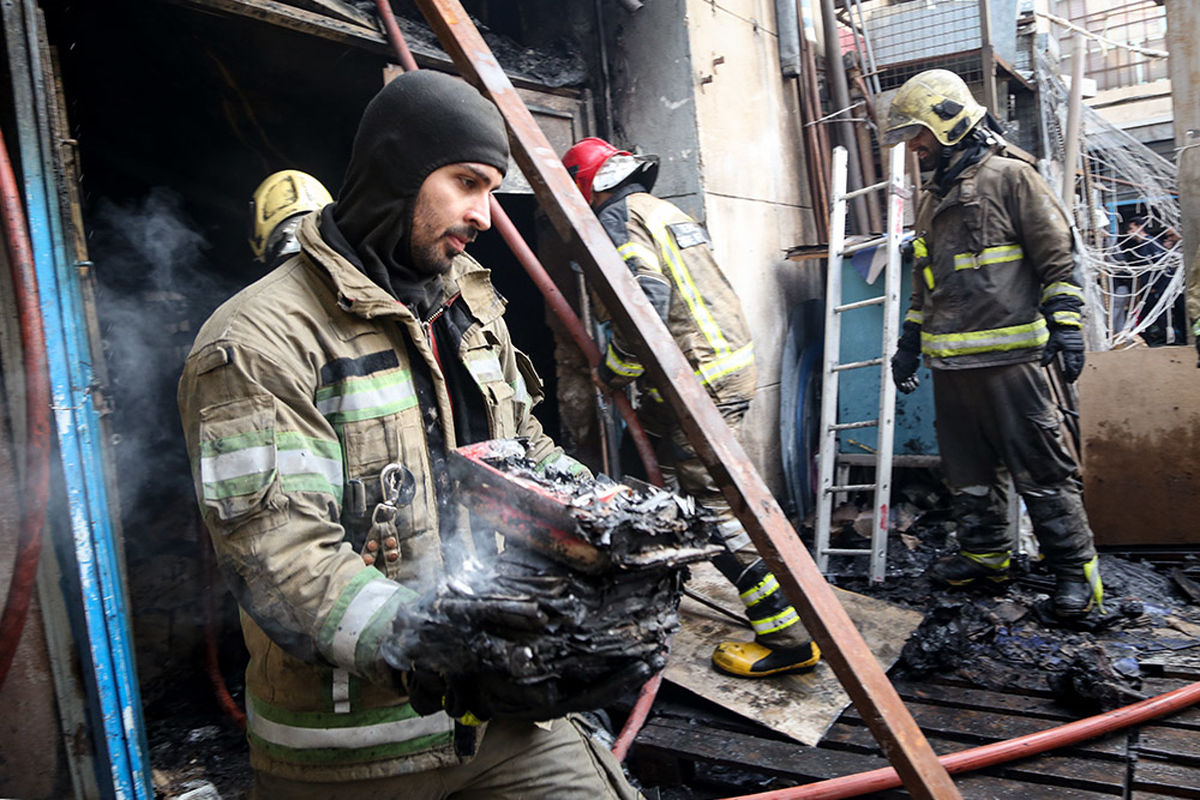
[828,706,1128,758]
[162,0,389,52]
[891,681,1088,722]
[1136,725,1200,766]
[635,717,889,782]
[940,774,1119,799]
[1130,756,1200,798]
[288,0,375,27]
[642,716,1128,795]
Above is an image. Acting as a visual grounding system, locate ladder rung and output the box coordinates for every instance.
[834,295,885,313]
[831,419,878,431]
[822,547,874,556]
[833,357,884,372]
[845,179,889,200]
[841,235,888,256]
[827,483,877,493]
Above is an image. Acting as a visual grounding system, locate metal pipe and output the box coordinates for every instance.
[796,0,830,239]
[412,2,959,796]
[721,679,1200,800]
[818,0,868,232]
[199,520,246,731]
[0,122,52,689]
[978,0,999,116]
[489,202,663,486]
[373,0,664,487]
[611,667,663,762]
[593,0,615,141]
[775,0,802,78]
[1061,33,1086,209]
[375,0,418,71]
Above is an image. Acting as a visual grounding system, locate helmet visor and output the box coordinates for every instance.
[883,123,923,146]
[593,153,651,194]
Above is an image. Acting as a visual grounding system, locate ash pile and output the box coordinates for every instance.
[382,439,722,721]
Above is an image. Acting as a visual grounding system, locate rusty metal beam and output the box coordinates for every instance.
[410,1,960,796]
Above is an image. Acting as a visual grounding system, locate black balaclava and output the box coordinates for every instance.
[933,122,996,195]
[330,70,509,314]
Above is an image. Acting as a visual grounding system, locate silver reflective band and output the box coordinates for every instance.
[247,703,454,750]
[317,381,415,417]
[466,353,504,385]
[278,448,342,487]
[201,444,272,485]
[330,579,402,670]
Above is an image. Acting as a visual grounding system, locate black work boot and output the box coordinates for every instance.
[926,551,1011,587]
[1054,557,1104,618]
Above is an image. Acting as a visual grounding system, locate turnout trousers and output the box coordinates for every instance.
[932,362,1096,573]
[650,403,810,648]
[250,716,642,800]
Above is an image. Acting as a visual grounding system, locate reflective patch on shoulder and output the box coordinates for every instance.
[198,394,277,522]
[667,221,710,249]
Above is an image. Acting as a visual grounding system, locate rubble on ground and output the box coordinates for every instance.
[814,491,1200,714]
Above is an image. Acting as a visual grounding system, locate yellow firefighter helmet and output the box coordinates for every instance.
[883,69,986,148]
[248,170,332,263]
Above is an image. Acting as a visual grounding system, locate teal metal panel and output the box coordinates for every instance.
[836,247,937,455]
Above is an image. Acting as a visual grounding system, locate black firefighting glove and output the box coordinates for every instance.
[1041,325,1085,382]
[891,320,922,394]
[1041,295,1086,382]
[1193,319,1200,368]
[406,662,652,723]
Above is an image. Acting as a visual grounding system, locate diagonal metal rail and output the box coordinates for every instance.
[410,1,960,796]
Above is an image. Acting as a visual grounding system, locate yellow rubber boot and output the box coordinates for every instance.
[711,640,821,678]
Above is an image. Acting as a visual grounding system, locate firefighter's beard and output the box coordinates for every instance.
[409,218,477,276]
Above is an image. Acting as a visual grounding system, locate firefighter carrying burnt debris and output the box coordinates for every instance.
[561,137,822,678]
[884,69,1103,620]
[180,71,649,798]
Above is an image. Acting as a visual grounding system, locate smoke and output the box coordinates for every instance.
[87,188,234,535]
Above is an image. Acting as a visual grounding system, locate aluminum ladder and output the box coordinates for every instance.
[813,144,907,582]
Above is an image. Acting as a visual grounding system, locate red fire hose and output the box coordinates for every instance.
[0,124,53,688]
[198,520,246,731]
[372,0,663,487]
[721,679,1200,800]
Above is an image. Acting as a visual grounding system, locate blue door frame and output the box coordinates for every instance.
[3,1,152,797]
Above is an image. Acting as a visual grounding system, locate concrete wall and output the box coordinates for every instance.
[610,0,819,496]
[607,0,704,217]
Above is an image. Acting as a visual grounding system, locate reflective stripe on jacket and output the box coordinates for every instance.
[178,211,571,781]
[595,190,756,405]
[907,148,1079,369]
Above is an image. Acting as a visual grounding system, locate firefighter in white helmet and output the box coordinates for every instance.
[562,137,821,678]
[885,69,1102,619]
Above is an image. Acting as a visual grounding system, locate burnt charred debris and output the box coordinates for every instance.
[814,485,1200,717]
[380,438,721,720]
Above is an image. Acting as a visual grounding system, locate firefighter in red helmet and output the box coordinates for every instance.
[562,137,821,678]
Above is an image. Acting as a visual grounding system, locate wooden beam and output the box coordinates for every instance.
[409,1,961,797]
[289,0,375,28]
[162,0,389,52]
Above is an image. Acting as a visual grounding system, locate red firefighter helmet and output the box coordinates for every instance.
[562,137,658,204]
